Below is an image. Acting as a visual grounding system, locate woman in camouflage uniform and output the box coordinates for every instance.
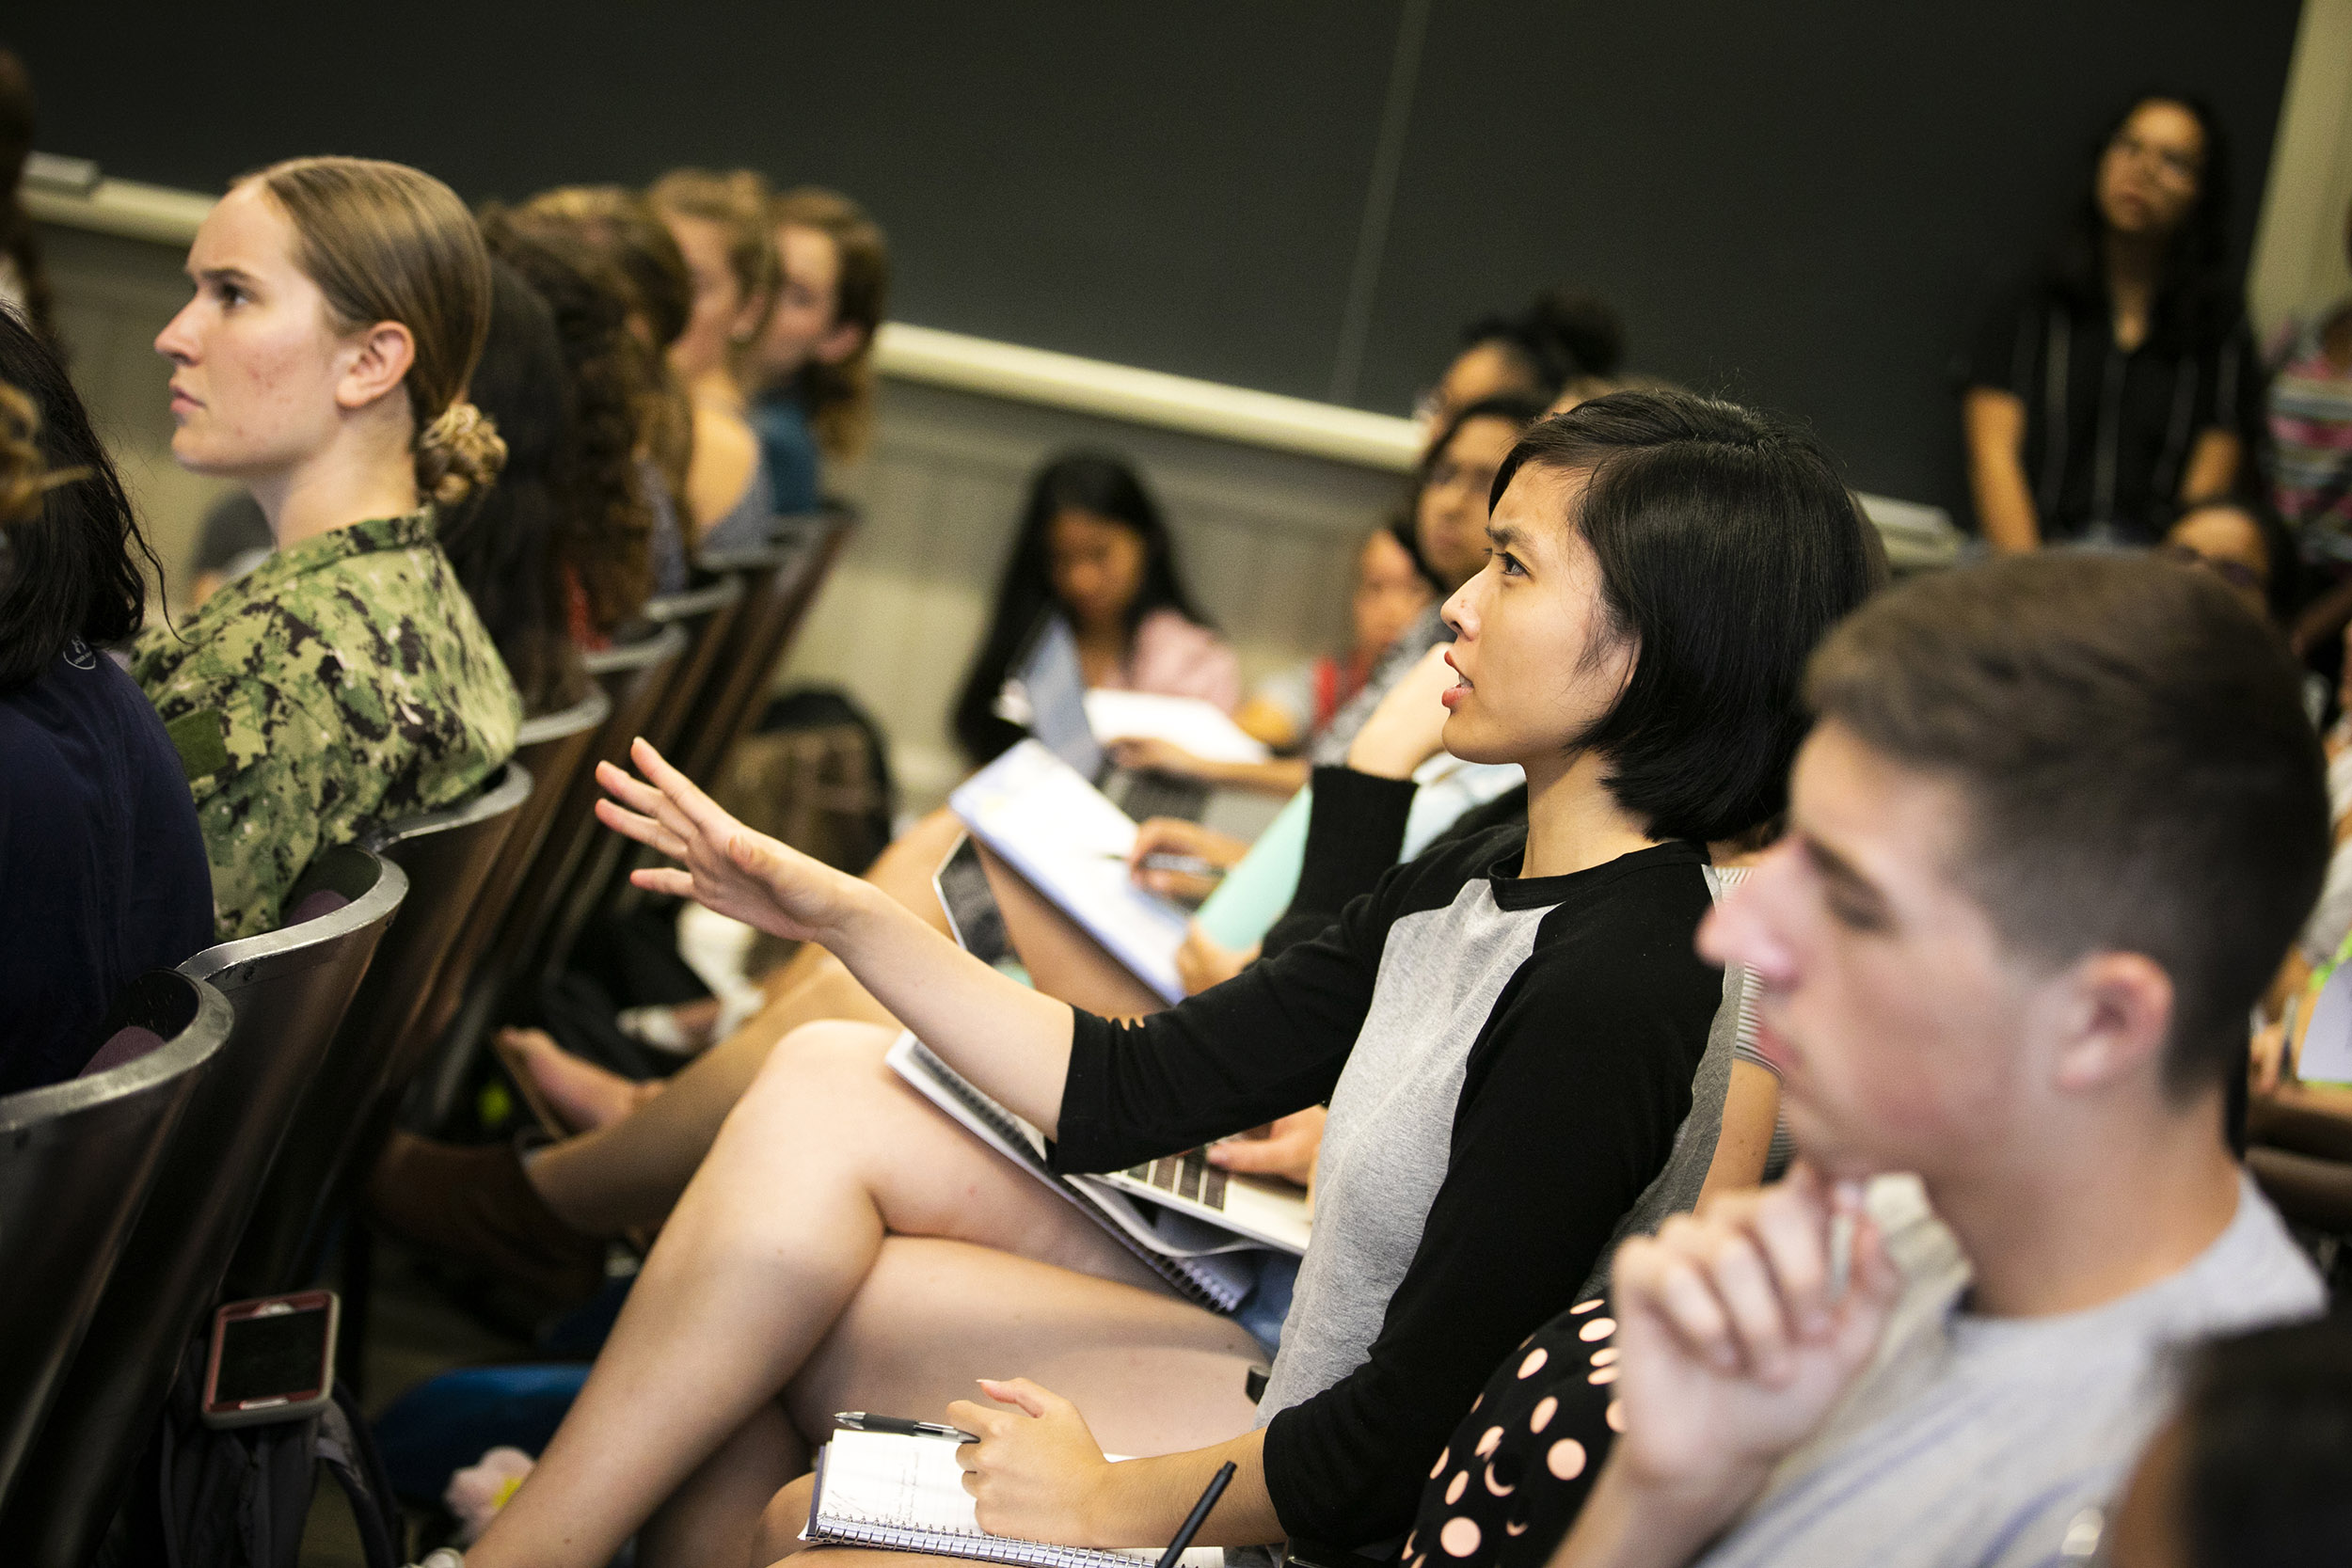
[136,156,522,941]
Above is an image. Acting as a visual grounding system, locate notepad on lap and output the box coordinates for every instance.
[804,1431,1222,1566]
[950,740,1191,1003]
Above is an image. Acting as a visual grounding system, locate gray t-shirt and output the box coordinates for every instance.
[1698,1171,2324,1568]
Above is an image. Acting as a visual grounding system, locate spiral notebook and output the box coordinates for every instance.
[885,1033,1263,1311]
[803,1431,1222,1566]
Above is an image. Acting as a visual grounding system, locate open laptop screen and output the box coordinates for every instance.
[1008,613,1104,780]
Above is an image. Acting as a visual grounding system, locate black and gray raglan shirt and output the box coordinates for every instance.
[1051,828,1720,1544]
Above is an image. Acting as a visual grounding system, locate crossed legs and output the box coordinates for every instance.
[464,1019,1262,1568]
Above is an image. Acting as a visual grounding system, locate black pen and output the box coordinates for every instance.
[834,1411,980,1443]
[1154,1460,1236,1568]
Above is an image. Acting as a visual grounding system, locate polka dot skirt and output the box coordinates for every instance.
[1398,1294,1620,1568]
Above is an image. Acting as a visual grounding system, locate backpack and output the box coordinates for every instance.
[126,1338,405,1568]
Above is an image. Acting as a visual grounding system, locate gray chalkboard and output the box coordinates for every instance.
[10,1,2302,514]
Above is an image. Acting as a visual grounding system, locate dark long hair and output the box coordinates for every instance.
[436,258,586,715]
[0,310,160,691]
[480,206,656,635]
[0,50,56,349]
[2051,91,2236,352]
[952,451,1209,766]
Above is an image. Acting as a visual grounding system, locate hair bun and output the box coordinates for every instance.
[416,400,508,506]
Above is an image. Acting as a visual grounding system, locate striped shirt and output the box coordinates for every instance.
[2265,308,2352,554]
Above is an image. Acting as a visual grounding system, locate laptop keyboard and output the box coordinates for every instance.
[1108,768,1211,825]
[1124,1150,1229,1210]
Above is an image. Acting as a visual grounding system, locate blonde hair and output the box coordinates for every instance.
[246,155,506,505]
[649,167,780,359]
[770,185,889,461]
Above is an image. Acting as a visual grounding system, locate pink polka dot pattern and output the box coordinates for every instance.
[1410,1291,1628,1567]
[1605,1400,1627,1433]
[1429,1447,1450,1480]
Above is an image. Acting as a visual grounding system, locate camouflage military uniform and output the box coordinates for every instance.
[133,510,522,941]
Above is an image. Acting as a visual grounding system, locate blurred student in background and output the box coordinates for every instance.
[952,449,1237,767]
[436,257,592,717]
[0,49,56,345]
[479,207,657,647]
[650,167,780,555]
[0,312,211,1094]
[516,184,697,599]
[1963,93,2253,551]
[1420,286,1625,432]
[749,185,889,515]
[136,156,519,939]
[2101,1319,2352,1567]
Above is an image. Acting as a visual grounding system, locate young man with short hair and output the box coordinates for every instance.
[1552,553,2329,1568]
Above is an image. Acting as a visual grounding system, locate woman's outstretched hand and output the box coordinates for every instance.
[594,736,866,946]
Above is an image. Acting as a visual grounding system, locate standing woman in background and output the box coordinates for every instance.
[136,156,521,940]
[649,167,780,554]
[750,185,890,515]
[951,450,1239,768]
[1963,92,2254,551]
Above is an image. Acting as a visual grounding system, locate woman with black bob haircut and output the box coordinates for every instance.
[460,388,1874,1563]
[0,309,213,1091]
[1964,91,2254,549]
[953,449,1235,766]
[1489,392,1870,842]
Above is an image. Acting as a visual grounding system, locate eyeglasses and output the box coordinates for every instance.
[2107,131,2202,187]
[2158,541,2265,593]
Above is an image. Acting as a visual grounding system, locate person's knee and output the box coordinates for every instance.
[739,1019,898,1123]
[755,1473,818,1561]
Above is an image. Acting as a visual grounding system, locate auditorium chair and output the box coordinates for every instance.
[0,971,230,1513]
[516,619,695,988]
[637,571,746,759]
[410,684,613,1128]
[227,761,534,1300]
[675,501,857,785]
[2,847,405,1567]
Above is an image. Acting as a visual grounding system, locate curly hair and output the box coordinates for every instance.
[481,205,655,635]
[516,184,695,534]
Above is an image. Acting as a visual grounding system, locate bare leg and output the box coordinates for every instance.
[641,1400,804,1568]
[466,1020,1200,1568]
[729,1237,1265,1560]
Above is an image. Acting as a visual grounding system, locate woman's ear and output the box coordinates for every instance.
[336,320,417,414]
[815,319,868,367]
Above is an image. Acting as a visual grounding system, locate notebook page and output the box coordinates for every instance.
[811,1433,1230,1566]
[818,1430,982,1531]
